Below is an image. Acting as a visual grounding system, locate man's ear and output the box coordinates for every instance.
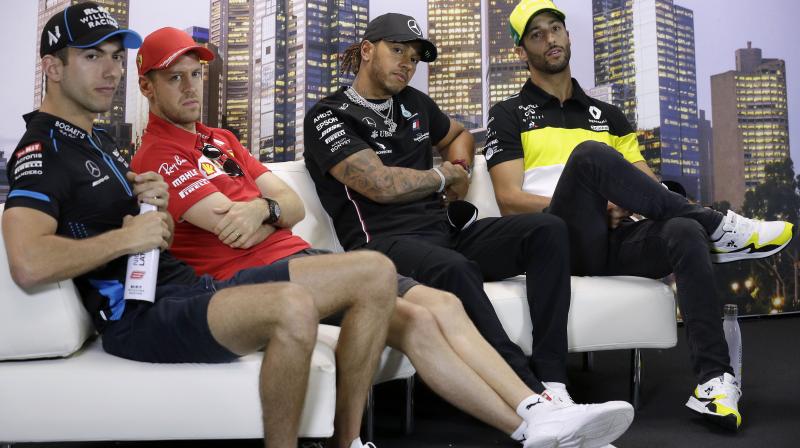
[514,45,527,63]
[138,74,154,100]
[41,55,64,83]
[360,40,375,62]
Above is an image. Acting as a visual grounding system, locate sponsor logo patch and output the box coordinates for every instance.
[85,160,102,178]
[158,155,190,177]
[178,179,210,198]
[15,142,42,158]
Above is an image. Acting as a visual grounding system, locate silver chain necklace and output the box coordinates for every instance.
[345,86,397,133]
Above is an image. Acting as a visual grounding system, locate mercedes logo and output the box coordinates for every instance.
[362,117,377,128]
[407,20,422,37]
[85,160,102,178]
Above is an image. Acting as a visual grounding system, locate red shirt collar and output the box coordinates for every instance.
[144,112,216,150]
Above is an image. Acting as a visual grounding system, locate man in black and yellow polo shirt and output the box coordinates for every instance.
[486,0,795,432]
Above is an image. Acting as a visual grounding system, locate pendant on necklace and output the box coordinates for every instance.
[385,118,397,133]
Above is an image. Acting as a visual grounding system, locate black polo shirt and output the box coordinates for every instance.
[304,86,451,250]
[484,78,643,197]
[5,111,196,331]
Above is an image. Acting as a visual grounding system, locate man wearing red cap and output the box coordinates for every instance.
[3,6,394,448]
[133,27,401,448]
[132,25,633,448]
[486,0,795,432]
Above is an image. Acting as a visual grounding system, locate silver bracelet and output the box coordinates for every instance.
[432,167,446,193]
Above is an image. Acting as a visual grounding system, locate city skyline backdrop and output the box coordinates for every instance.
[0,0,797,168]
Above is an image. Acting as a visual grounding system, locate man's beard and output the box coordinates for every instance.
[532,45,571,75]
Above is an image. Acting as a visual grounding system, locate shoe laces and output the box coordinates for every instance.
[723,210,755,236]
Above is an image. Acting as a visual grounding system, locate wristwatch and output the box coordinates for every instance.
[262,197,281,225]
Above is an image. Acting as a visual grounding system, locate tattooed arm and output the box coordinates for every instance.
[328,149,467,204]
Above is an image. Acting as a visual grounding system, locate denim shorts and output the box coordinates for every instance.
[102,261,291,363]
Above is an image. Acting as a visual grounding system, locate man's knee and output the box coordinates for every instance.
[348,250,397,281]
[570,140,620,165]
[661,217,710,261]
[662,217,706,242]
[424,289,466,320]
[396,302,440,350]
[269,284,319,349]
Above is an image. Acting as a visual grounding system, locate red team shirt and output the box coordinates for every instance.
[131,113,309,280]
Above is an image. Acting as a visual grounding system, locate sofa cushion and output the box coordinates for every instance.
[0,204,95,361]
[0,333,338,442]
[486,276,677,355]
[267,160,344,252]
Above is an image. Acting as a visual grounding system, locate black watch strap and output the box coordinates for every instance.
[262,197,280,225]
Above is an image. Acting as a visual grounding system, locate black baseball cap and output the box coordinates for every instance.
[40,1,142,58]
[363,13,437,62]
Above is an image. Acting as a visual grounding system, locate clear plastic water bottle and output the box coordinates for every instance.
[123,203,160,302]
[723,304,742,382]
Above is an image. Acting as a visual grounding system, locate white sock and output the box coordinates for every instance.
[510,420,527,441]
[349,437,363,448]
[542,381,567,391]
[516,393,543,419]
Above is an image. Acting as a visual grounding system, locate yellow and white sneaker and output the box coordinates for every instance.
[685,373,742,430]
[710,210,794,263]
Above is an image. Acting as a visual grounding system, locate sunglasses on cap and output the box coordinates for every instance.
[201,144,244,177]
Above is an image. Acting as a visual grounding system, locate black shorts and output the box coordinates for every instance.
[102,261,291,364]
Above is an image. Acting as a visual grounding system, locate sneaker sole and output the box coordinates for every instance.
[524,404,634,448]
[685,396,740,431]
[712,238,792,263]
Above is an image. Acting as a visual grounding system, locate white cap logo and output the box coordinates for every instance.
[407,20,422,36]
[589,106,602,120]
[47,26,61,46]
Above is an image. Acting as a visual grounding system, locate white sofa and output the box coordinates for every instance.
[271,156,677,404]
[0,155,677,445]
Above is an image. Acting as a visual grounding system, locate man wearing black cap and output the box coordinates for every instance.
[3,4,358,447]
[304,12,634,448]
[486,0,795,433]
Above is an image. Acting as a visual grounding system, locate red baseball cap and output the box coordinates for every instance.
[137,27,214,76]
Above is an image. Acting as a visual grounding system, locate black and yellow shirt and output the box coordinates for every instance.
[484,78,643,197]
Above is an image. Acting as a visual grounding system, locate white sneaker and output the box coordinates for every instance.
[685,372,742,431]
[522,390,634,448]
[710,210,793,263]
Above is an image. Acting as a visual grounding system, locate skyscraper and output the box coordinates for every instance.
[698,109,713,205]
[34,0,132,131]
[184,26,223,128]
[487,0,527,106]
[428,0,485,130]
[210,0,254,149]
[710,42,789,209]
[252,0,368,161]
[593,0,701,200]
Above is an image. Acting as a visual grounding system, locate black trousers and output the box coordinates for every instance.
[548,141,732,384]
[366,213,572,393]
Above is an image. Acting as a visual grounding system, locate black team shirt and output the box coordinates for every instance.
[5,111,197,331]
[304,86,451,250]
